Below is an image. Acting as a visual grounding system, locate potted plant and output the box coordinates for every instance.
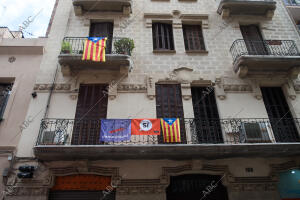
[61,41,72,54]
[114,38,134,56]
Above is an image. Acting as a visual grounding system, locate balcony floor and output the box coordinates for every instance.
[34,143,300,161]
[234,55,300,78]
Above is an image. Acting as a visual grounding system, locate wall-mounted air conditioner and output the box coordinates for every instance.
[240,122,274,143]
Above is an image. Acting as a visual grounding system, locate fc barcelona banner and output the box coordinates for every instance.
[161,118,181,143]
[100,119,131,142]
[82,37,107,62]
[131,119,160,135]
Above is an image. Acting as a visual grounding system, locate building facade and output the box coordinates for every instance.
[3,0,300,199]
[0,28,45,199]
[283,0,300,32]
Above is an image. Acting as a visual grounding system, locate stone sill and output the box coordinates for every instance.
[153,50,176,54]
[186,50,208,54]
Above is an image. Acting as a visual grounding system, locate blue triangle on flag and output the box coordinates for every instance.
[163,118,177,126]
[88,37,105,43]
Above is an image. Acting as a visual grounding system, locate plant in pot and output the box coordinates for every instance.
[61,41,72,54]
[114,38,134,56]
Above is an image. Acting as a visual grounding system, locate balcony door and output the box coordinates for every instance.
[90,22,113,54]
[191,87,223,143]
[155,84,186,143]
[261,87,300,142]
[240,25,268,55]
[71,84,108,145]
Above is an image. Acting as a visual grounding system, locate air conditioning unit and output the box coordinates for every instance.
[240,122,272,143]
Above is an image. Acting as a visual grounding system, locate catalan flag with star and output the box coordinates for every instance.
[160,118,181,143]
[82,37,107,62]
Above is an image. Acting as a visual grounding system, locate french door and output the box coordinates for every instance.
[261,87,300,142]
[90,22,113,54]
[240,25,268,55]
[191,87,223,143]
[71,84,108,145]
[155,84,186,143]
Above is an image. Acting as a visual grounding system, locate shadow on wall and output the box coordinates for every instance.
[278,169,300,200]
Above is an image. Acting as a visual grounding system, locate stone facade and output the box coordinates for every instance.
[6,0,300,199]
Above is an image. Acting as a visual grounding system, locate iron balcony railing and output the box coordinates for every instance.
[284,0,300,6]
[60,37,132,56]
[230,39,300,63]
[36,118,300,146]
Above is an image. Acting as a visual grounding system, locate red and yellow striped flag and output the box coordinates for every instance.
[82,37,107,62]
[160,118,181,143]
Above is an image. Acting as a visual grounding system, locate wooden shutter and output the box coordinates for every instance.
[152,23,174,50]
[240,25,267,55]
[72,84,108,145]
[191,87,223,143]
[155,84,186,143]
[90,22,113,54]
[261,87,300,142]
[0,84,12,120]
[183,25,205,51]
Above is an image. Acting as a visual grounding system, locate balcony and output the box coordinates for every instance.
[284,0,300,23]
[72,0,132,16]
[59,37,132,76]
[217,0,276,19]
[34,118,300,161]
[230,39,300,78]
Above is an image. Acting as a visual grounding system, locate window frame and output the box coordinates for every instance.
[152,22,175,51]
[182,24,206,52]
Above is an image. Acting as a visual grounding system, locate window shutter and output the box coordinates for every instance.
[152,23,174,50]
[183,25,205,51]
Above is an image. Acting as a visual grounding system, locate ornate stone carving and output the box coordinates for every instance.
[230,183,277,191]
[181,83,192,100]
[223,84,252,93]
[283,80,297,100]
[34,84,71,92]
[4,186,48,196]
[147,76,155,100]
[117,84,147,93]
[215,77,226,100]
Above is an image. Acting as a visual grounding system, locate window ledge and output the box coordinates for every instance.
[153,50,176,54]
[186,50,208,54]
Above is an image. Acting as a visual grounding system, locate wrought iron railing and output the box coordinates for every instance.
[60,37,132,56]
[36,118,300,146]
[284,0,300,6]
[230,39,300,63]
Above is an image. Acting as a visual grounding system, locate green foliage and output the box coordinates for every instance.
[61,41,72,53]
[114,38,134,56]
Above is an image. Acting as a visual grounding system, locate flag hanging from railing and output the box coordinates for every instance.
[100,119,131,142]
[160,118,181,143]
[82,37,107,62]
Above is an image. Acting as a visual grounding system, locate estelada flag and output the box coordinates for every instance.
[131,119,160,135]
[161,118,181,143]
[82,37,107,62]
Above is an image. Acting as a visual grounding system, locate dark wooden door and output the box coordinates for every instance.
[166,174,229,200]
[155,84,186,143]
[261,87,300,142]
[90,22,113,54]
[71,84,108,145]
[240,25,267,55]
[191,87,223,143]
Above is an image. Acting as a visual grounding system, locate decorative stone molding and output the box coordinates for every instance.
[173,67,193,83]
[181,83,192,100]
[147,76,155,100]
[231,183,277,191]
[252,81,262,100]
[5,187,48,196]
[117,84,147,93]
[215,78,226,100]
[223,84,252,93]
[118,179,166,194]
[283,80,297,100]
[34,84,72,92]
[144,11,209,29]
[270,160,299,173]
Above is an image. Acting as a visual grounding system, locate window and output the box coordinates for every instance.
[183,25,205,51]
[0,84,12,120]
[90,22,114,54]
[152,23,174,51]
